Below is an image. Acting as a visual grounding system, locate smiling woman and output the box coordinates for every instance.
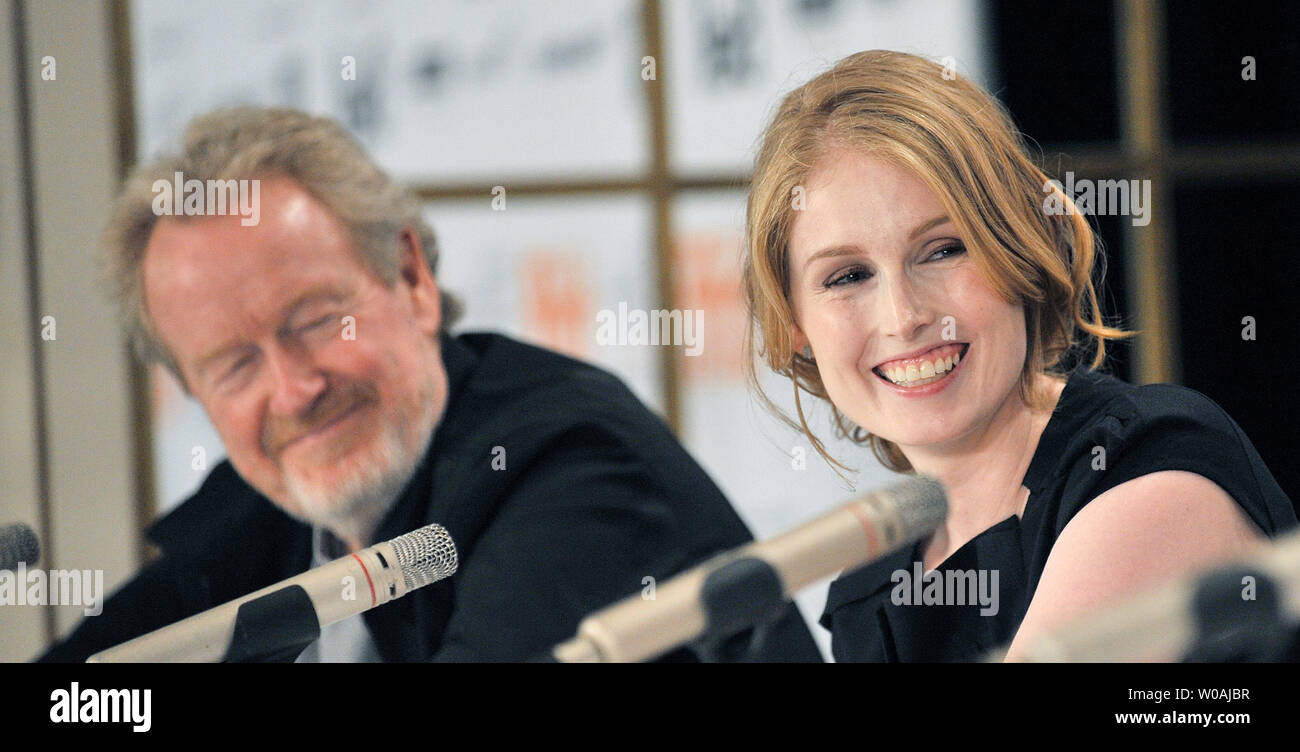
[743,50,1299,661]
[745,51,1126,474]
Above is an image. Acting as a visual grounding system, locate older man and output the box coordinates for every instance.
[40,107,821,662]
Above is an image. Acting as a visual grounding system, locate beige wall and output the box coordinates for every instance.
[0,0,140,661]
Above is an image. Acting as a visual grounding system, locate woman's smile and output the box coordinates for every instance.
[872,342,969,390]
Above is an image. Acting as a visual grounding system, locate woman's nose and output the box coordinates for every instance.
[876,273,932,339]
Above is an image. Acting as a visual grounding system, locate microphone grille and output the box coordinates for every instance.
[389,523,458,591]
[885,475,948,541]
[0,523,40,570]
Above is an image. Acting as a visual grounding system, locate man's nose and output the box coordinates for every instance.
[264,344,327,417]
[876,272,932,339]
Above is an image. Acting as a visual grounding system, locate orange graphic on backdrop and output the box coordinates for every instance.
[675,231,746,384]
[522,249,591,360]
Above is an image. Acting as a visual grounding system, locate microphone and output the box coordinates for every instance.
[1010,527,1300,662]
[0,523,40,570]
[549,475,947,662]
[88,523,458,663]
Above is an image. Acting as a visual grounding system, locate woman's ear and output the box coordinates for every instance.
[790,323,810,360]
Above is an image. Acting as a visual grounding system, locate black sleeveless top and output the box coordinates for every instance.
[819,369,1299,662]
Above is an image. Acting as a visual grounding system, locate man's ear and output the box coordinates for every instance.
[396,227,442,336]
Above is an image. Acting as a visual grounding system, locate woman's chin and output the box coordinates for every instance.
[865,418,970,454]
[879,433,952,454]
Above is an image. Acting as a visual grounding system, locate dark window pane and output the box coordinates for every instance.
[1173,179,1300,505]
[1092,211,1134,384]
[988,0,1120,145]
[1166,0,1300,144]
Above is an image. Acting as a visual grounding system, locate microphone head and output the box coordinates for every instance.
[389,523,458,590]
[0,523,40,570]
[884,475,948,542]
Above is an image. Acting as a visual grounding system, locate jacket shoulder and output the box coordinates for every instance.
[147,460,305,564]
[446,332,672,445]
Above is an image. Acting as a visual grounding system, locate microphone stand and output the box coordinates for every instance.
[688,556,789,663]
[1180,565,1294,662]
[221,586,322,663]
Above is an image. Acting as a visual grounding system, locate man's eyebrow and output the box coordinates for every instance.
[193,341,251,380]
[801,214,953,272]
[277,287,346,328]
[192,287,345,377]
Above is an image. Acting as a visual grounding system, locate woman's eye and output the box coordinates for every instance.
[825,266,872,288]
[927,243,966,262]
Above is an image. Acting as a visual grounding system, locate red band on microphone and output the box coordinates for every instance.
[847,501,881,556]
[351,553,377,608]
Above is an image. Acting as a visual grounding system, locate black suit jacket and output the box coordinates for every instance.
[41,332,823,662]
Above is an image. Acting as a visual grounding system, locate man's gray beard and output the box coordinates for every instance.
[282,381,439,548]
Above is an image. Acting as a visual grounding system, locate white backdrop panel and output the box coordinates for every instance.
[427,194,664,414]
[132,0,649,181]
[664,0,990,175]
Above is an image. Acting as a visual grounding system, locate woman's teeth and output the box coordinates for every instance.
[880,349,961,387]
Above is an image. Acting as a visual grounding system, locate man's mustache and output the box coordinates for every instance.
[262,381,379,457]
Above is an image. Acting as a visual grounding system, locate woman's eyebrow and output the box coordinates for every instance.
[802,245,861,272]
[801,214,953,272]
[908,214,951,240]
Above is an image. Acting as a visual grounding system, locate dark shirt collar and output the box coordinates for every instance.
[1020,368,1119,495]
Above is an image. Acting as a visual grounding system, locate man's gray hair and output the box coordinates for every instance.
[103,106,462,384]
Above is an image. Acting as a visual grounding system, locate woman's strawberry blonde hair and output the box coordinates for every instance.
[742,50,1131,474]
